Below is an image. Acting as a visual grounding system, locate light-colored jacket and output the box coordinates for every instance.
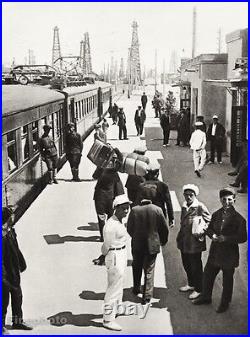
[177,198,211,254]
[189,129,206,150]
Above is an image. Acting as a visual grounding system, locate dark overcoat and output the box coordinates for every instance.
[2,228,26,288]
[206,207,247,268]
[127,200,169,255]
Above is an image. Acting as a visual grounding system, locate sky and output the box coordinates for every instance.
[2,2,248,74]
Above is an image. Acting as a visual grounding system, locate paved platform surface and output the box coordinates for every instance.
[8,86,247,335]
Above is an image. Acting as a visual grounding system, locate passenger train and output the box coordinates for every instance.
[2,82,114,219]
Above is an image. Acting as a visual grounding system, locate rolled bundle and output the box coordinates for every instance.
[119,153,148,176]
[125,152,150,164]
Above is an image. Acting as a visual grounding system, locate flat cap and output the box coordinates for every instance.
[183,184,199,196]
[212,115,218,119]
[113,194,131,208]
[219,187,236,198]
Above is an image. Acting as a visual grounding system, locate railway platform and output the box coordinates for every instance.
[9,88,247,335]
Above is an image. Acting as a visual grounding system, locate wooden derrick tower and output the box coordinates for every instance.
[83,32,92,75]
[79,40,84,68]
[129,21,142,85]
[52,26,62,68]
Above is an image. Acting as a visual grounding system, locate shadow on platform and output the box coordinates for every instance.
[78,287,164,305]
[57,178,95,183]
[43,234,100,244]
[77,222,99,231]
[47,311,103,328]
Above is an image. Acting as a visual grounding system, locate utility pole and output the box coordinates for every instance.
[143,65,146,91]
[192,7,197,58]
[163,59,166,98]
[154,49,157,93]
[127,48,131,98]
[217,28,222,53]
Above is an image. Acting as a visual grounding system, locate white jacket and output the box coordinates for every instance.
[189,129,206,150]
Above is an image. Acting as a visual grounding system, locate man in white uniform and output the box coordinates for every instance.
[102,194,131,331]
[189,121,207,177]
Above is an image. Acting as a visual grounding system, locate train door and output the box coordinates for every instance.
[230,89,247,166]
[192,88,198,127]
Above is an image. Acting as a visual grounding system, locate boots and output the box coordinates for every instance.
[48,171,53,184]
[74,169,80,181]
[53,169,58,184]
[72,168,80,182]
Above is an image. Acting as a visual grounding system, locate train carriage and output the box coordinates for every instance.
[63,81,112,137]
[2,85,66,217]
[2,82,112,219]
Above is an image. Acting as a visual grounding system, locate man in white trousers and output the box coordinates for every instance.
[189,122,207,177]
[102,194,131,331]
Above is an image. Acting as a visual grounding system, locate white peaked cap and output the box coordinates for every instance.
[113,194,131,208]
[183,184,199,196]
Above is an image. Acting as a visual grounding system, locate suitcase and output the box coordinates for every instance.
[87,140,115,168]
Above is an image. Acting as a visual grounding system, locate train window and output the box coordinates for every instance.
[83,100,86,117]
[75,102,78,121]
[86,98,89,114]
[32,122,39,153]
[7,131,17,173]
[79,101,82,119]
[81,101,84,118]
[21,125,29,161]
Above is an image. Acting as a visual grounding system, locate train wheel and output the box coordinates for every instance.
[19,76,29,85]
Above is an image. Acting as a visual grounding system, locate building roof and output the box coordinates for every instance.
[181,54,228,70]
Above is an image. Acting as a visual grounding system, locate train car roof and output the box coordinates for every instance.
[62,81,111,96]
[2,85,65,116]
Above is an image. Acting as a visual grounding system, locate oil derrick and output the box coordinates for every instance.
[52,26,62,68]
[129,21,142,85]
[79,40,84,68]
[119,58,125,79]
[83,32,92,75]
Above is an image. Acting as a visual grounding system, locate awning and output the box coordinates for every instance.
[204,78,248,88]
[171,81,191,87]
[204,79,232,88]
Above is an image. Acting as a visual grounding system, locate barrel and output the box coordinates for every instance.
[119,153,148,176]
[87,140,115,168]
